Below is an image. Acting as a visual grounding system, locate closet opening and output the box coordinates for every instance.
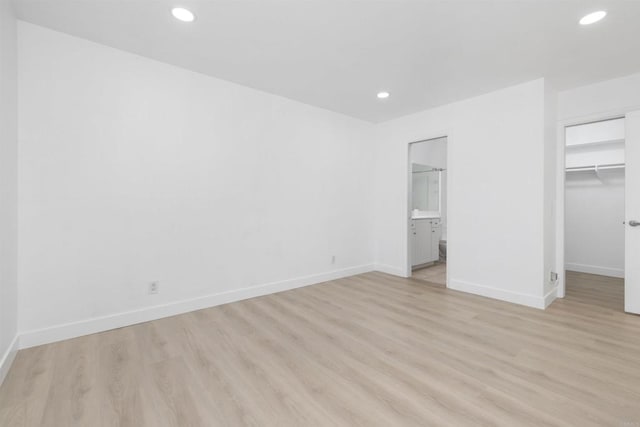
[407,137,448,286]
[564,117,625,310]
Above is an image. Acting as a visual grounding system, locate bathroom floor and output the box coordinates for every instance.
[412,262,447,286]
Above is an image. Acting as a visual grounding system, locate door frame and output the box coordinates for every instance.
[555,111,627,298]
[406,135,450,282]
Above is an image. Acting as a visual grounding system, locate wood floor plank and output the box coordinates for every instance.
[1,271,639,426]
[38,334,99,427]
[97,331,146,427]
[0,343,56,426]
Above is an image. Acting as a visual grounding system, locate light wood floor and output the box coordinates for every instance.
[1,271,639,426]
[412,262,446,286]
[565,270,624,312]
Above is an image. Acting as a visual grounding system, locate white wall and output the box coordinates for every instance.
[374,79,554,308]
[559,72,640,122]
[411,137,447,169]
[18,23,376,347]
[0,0,19,382]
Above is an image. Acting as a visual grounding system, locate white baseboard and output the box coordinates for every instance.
[0,335,19,386]
[544,286,558,308]
[373,264,407,277]
[565,263,624,278]
[19,264,375,349]
[448,279,548,309]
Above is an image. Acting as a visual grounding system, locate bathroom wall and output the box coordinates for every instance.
[565,119,625,278]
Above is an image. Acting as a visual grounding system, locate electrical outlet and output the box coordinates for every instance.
[149,281,159,294]
[550,272,558,283]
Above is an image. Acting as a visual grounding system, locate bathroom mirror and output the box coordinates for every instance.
[412,163,440,212]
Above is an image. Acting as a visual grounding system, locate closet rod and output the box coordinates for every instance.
[565,162,625,172]
[413,168,446,173]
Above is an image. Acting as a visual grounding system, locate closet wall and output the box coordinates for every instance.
[565,119,625,278]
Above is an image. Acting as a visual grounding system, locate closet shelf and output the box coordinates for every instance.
[565,138,624,149]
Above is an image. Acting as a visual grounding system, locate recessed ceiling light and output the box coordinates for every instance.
[579,11,606,25]
[172,7,195,22]
[377,91,390,99]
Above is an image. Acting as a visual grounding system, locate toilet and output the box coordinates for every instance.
[439,227,447,262]
[439,239,447,262]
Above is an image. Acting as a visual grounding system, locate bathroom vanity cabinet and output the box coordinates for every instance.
[411,218,441,268]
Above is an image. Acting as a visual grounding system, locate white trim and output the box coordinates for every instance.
[565,263,625,278]
[555,120,566,298]
[374,263,407,277]
[0,335,19,386]
[19,264,374,349]
[448,279,548,309]
[544,286,558,308]
[562,108,639,128]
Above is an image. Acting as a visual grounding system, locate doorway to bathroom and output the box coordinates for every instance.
[408,137,448,286]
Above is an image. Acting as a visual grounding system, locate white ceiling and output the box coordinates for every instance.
[14,0,640,122]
